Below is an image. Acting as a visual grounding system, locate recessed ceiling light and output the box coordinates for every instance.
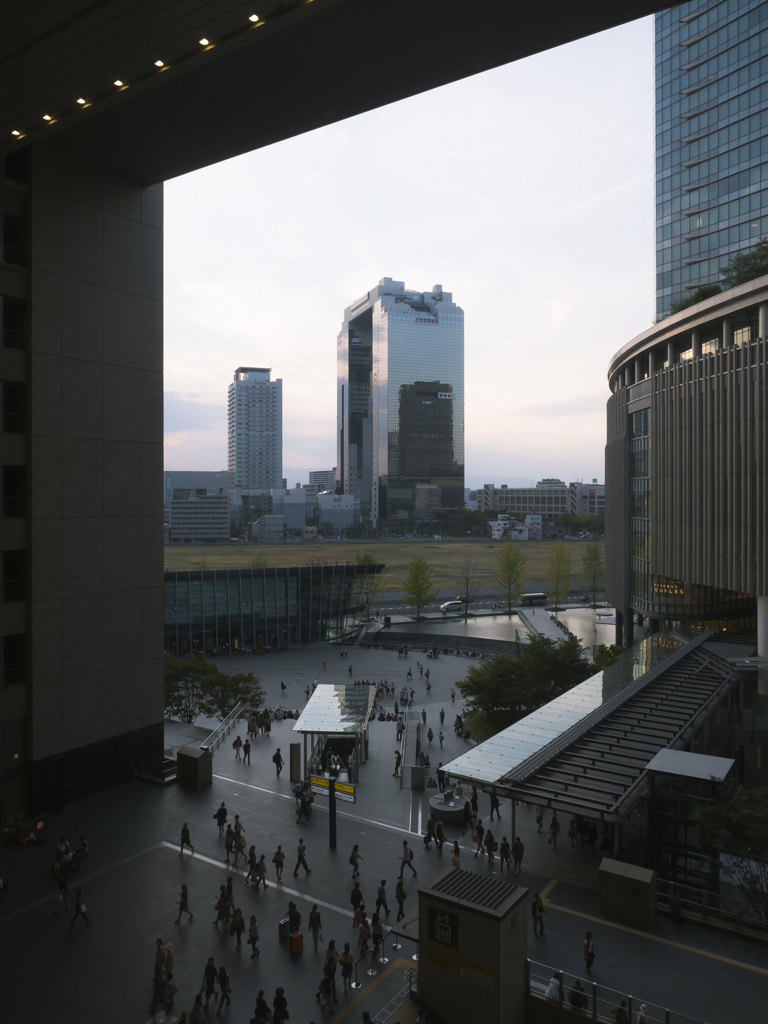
[154,59,164,67]
[11,130,21,136]
[114,79,123,87]
[76,98,86,105]
[43,114,52,121]
[248,14,260,22]
[199,38,209,46]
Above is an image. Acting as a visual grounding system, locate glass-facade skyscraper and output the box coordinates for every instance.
[337,278,464,523]
[656,0,768,320]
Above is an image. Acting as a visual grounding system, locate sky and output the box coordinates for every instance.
[163,16,656,490]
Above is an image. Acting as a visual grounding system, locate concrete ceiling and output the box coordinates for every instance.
[1,0,680,186]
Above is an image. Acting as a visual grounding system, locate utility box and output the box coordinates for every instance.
[417,867,528,1024]
[599,858,656,927]
[176,745,212,788]
[290,742,301,782]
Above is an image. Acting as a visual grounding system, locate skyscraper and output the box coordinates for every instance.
[337,278,464,522]
[228,367,283,506]
[655,0,768,320]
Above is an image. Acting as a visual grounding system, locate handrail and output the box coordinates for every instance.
[200,702,245,753]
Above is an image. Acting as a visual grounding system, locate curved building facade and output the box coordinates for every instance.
[606,276,768,645]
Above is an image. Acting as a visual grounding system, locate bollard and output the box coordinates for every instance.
[350,955,363,990]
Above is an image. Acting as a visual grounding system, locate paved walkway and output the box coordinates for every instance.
[0,642,764,1024]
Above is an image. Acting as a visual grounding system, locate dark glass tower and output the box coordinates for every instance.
[336,278,464,523]
[656,0,768,320]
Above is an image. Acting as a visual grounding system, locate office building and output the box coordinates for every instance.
[656,1,768,320]
[309,468,336,493]
[164,470,228,509]
[168,494,230,544]
[337,278,464,522]
[228,367,283,506]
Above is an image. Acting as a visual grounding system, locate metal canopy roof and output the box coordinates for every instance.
[292,683,374,735]
[443,632,744,824]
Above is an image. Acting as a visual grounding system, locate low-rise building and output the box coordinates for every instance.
[169,495,230,543]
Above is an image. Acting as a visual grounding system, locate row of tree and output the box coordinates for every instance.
[400,540,605,619]
[164,654,265,724]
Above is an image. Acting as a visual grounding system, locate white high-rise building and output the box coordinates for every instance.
[228,367,283,505]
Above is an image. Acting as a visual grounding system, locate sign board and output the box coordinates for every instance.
[309,775,356,803]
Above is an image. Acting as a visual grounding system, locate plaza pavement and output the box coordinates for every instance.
[0,641,765,1024]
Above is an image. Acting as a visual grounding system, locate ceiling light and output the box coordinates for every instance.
[249,14,260,22]
[76,98,86,105]
[11,130,21,136]
[43,114,52,121]
[199,38,209,46]
[114,79,123,87]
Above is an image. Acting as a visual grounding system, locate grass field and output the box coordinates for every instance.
[163,538,602,593]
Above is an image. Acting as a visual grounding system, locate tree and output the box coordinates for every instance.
[452,557,482,621]
[403,555,438,620]
[354,550,378,565]
[163,653,220,724]
[720,237,768,289]
[670,283,721,314]
[696,779,768,925]
[494,542,527,612]
[247,554,268,570]
[457,634,593,726]
[581,541,605,608]
[199,670,265,721]
[592,643,625,671]
[546,540,572,610]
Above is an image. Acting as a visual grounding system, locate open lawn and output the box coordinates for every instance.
[163,538,602,593]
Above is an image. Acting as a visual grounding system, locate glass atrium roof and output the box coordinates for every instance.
[292,683,375,735]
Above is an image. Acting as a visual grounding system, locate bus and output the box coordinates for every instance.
[520,592,548,606]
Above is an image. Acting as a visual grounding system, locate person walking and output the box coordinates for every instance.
[462,801,473,834]
[70,887,92,929]
[254,853,268,890]
[248,914,260,957]
[230,907,246,949]
[216,964,232,1015]
[201,957,218,1010]
[242,738,251,764]
[272,844,285,882]
[473,819,485,857]
[427,726,434,744]
[371,912,384,958]
[349,844,363,878]
[293,838,311,877]
[393,749,402,777]
[451,839,461,868]
[499,836,511,870]
[535,807,544,833]
[54,875,70,914]
[513,835,525,873]
[175,883,193,923]
[421,708,427,725]
[583,930,597,973]
[224,824,235,864]
[324,940,340,1001]
[214,802,228,835]
[532,893,545,937]
[435,820,446,854]
[358,912,371,956]
[438,729,444,748]
[375,879,390,917]
[308,904,323,952]
[350,881,365,924]
[548,813,561,851]
[610,1000,629,1024]
[340,942,355,993]
[213,886,231,930]
[280,680,287,697]
[395,878,407,921]
[470,786,479,819]
[179,822,194,857]
[484,828,496,863]
[273,748,284,777]
[437,764,446,792]
[439,708,446,725]
[399,840,417,877]
[253,992,270,1023]
[489,785,501,820]
[245,845,258,883]
[232,735,242,760]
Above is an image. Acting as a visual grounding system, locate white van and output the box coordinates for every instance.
[441,600,464,613]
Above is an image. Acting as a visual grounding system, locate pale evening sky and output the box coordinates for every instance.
[163,16,656,489]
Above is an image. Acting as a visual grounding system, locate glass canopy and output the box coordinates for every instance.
[292,683,376,735]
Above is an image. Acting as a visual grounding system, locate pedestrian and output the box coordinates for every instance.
[54,875,70,913]
[324,940,340,1001]
[535,807,544,833]
[272,844,285,882]
[421,708,427,725]
[224,824,235,863]
[179,822,194,856]
[376,878,390,916]
[393,749,402,777]
[462,801,473,834]
[438,729,444,748]
[308,904,323,952]
[437,763,446,792]
[294,838,311,877]
[473,819,485,857]
[451,688,456,702]
[499,836,511,870]
[610,1000,629,1024]
[235,830,247,864]
[254,992,270,1023]
[350,881,365,924]
[489,785,501,820]
[532,892,545,937]
[636,1003,649,1024]
[545,971,564,1002]
[232,734,242,759]
[245,845,258,883]
[513,835,525,873]
[485,828,496,863]
[280,680,287,697]
[340,942,355,993]
[358,911,371,955]
[214,802,228,835]
[213,886,231,929]
[230,907,246,948]
[548,813,560,851]
[470,785,479,819]
[395,877,406,920]
[439,708,445,725]
[584,930,597,972]
[248,914,260,957]
[189,994,205,1024]
[175,883,193,923]
[273,748,284,777]
[371,912,384,957]
[451,839,461,868]
[254,853,268,890]
[399,840,417,877]
[243,738,251,764]
[569,979,589,1011]
[70,887,92,929]
[427,727,434,744]
[349,844,363,878]
[201,957,218,1010]
[423,817,436,850]
[216,965,232,1015]
[435,820,446,854]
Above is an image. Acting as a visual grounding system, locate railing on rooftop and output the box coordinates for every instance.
[527,959,710,1024]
